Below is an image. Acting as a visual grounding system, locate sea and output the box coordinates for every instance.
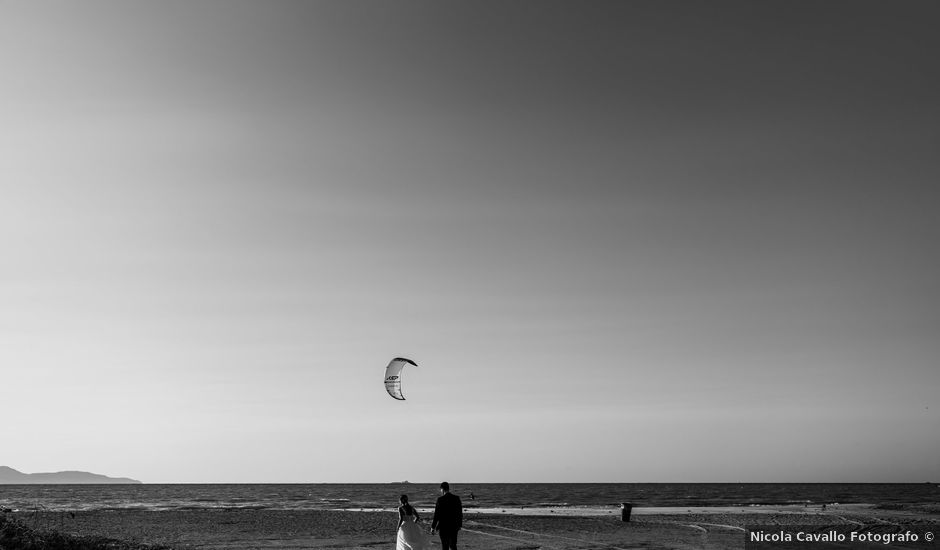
[1,483,936,513]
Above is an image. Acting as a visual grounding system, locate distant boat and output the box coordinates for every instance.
[391,480,412,484]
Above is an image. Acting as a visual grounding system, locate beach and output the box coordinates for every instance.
[10,504,938,550]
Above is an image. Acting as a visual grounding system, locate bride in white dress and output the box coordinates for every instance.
[396,494,431,550]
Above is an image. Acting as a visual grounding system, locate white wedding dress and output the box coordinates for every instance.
[396,508,431,550]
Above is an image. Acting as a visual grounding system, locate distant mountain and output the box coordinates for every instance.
[0,466,141,484]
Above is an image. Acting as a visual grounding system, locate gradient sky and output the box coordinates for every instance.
[2,1,938,484]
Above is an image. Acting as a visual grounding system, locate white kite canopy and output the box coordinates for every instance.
[384,357,417,400]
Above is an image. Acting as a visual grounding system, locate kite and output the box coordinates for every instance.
[384,357,417,400]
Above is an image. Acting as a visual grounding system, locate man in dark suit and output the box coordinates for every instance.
[430,481,462,550]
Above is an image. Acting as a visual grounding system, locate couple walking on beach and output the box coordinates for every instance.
[397,481,463,550]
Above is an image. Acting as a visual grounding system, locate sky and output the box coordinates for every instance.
[2,1,938,484]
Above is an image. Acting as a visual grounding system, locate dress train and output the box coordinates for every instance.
[396,517,431,550]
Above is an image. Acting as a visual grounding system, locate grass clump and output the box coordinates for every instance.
[0,514,175,550]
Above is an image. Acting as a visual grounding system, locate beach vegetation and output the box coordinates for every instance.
[0,515,175,550]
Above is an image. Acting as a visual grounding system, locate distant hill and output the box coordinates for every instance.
[0,466,141,484]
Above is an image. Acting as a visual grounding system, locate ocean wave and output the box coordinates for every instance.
[1,483,935,512]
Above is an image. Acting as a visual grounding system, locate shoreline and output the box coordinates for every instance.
[8,504,936,550]
[338,502,883,516]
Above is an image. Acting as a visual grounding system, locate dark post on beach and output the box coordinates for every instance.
[620,503,632,522]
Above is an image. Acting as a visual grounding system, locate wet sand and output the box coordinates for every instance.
[11,504,938,550]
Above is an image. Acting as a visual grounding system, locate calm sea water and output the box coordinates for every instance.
[0,483,936,513]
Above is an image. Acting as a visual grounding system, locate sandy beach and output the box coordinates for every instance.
[10,504,938,550]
